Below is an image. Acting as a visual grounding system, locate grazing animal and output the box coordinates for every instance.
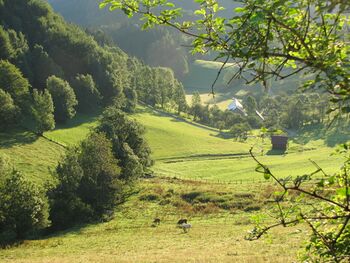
[153,218,161,226]
[177,218,187,225]
[180,223,192,233]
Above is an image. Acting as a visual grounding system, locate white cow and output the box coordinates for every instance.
[179,223,192,233]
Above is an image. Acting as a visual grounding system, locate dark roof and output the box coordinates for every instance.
[271,135,288,145]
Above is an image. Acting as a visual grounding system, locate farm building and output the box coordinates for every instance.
[227,97,264,120]
[227,97,247,116]
[271,135,288,151]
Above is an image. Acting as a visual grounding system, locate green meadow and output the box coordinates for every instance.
[0,105,345,262]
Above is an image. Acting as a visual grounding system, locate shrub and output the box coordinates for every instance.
[0,169,49,246]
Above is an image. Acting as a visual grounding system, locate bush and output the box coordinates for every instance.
[0,169,49,246]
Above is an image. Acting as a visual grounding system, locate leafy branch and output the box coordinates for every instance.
[248,145,350,262]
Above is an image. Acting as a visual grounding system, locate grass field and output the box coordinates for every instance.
[0,105,346,262]
[0,178,305,263]
[0,130,64,183]
[132,107,250,160]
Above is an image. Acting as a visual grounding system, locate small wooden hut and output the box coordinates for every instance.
[271,135,288,151]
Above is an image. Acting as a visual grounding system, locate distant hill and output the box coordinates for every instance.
[47,0,195,79]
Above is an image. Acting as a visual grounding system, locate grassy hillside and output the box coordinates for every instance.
[0,130,64,183]
[0,106,343,184]
[132,107,250,160]
[0,105,345,262]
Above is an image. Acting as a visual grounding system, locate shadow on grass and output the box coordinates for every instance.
[0,129,38,149]
[292,123,350,147]
[266,149,286,155]
[211,131,233,139]
[53,112,101,131]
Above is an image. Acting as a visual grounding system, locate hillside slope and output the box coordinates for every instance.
[1,106,343,184]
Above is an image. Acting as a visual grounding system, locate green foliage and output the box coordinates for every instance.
[96,107,153,179]
[0,26,14,60]
[0,162,49,246]
[0,60,30,112]
[173,80,187,114]
[49,132,122,229]
[30,45,64,90]
[0,89,19,131]
[72,74,101,113]
[250,144,350,262]
[47,76,78,123]
[31,89,55,135]
[230,123,251,141]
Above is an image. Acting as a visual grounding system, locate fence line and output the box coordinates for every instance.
[163,176,327,186]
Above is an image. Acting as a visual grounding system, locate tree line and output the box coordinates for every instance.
[187,90,347,142]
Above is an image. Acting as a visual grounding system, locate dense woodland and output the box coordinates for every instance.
[0,0,187,128]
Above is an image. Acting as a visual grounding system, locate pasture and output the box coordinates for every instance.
[0,178,305,263]
[0,105,345,262]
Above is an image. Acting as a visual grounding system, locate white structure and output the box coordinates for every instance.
[227,97,247,116]
[227,97,264,120]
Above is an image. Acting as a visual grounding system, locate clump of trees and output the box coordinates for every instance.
[48,106,152,230]
[96,106,153,179]
[48,132,123,229]
[0,106,153,241]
